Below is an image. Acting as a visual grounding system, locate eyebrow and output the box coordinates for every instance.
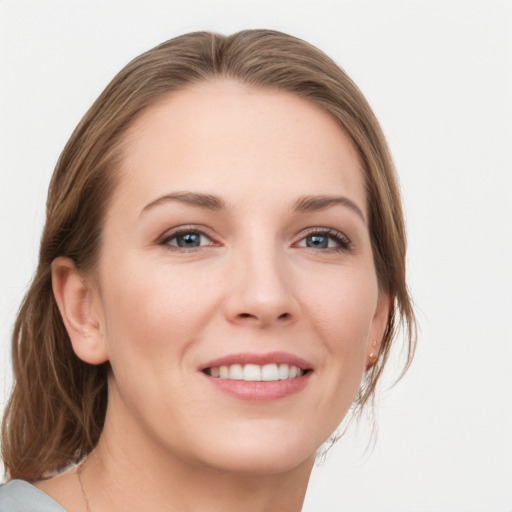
[141,191,365,223]
[141,192,226,215]
[292,195,366,223]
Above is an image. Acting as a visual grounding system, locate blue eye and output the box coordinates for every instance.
[305,234,330,248]
[163,230,212,249]
[296,230,350,250]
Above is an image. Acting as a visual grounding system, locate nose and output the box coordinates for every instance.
[223,244,299,329]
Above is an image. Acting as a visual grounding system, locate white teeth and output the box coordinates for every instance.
[278,363,290,380]
[228,364,243,380]
[243,364,261,381]
[261,363,279,381]
[207,363,304,381]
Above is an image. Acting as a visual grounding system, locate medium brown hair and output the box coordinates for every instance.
[2,29,416,480]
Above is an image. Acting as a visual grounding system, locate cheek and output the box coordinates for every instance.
[96,261,222,427]
[99,260,220,360]
[302,264,378,343]
[299,265,378,396]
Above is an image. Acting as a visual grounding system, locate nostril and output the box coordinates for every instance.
[237,312,290,321]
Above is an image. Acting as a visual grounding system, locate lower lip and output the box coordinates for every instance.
[203,372,311,401]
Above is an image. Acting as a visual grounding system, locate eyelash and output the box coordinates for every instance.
[160,226,218,251]
[159,227,351,252]
[294,228,351,252]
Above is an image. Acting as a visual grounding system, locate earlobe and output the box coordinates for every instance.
[366,292,391,369]
[51,257,108,365]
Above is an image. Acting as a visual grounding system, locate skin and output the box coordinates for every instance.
[42,80,389,511]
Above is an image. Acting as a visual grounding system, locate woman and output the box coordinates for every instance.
[0,29,415,511]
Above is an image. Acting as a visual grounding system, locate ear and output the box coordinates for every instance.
[51,257,108,365]
[366,292,391,370]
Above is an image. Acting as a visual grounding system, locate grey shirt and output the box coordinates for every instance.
[0,480,65,512]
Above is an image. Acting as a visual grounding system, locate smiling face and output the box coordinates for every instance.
[84,80,388,474]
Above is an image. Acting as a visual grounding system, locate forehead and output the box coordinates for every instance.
[115,79,366,214]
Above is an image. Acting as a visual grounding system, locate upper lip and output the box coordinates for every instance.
[199,352,313,371]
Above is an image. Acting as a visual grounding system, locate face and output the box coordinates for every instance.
[90,80,388,474]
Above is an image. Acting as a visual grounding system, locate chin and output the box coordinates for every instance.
[201,446,315,476]
[187,423,322,476]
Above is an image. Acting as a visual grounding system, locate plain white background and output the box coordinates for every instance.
[1,1,511,511]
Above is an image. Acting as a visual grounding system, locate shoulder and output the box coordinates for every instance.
[0,480,66,512]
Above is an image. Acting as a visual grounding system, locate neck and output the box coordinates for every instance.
[82,406,314,512]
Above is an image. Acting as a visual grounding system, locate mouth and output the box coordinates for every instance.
[203,363,308,381]
[200,352,313,401]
